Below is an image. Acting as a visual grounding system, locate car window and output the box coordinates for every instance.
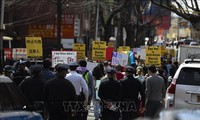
[177,67,200,86]
[0,83,27,110]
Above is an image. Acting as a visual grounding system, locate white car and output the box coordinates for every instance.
[159,109,200,120]
[165,59,200,109]
[190,42,199,46]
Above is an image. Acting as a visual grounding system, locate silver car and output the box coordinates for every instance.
[165,59,200,109]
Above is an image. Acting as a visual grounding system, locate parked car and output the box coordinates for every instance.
[165,59,200,109]
[159,109,200,120]
[176,39,199,48]
[0,75,43,120]
[190,41,199,46]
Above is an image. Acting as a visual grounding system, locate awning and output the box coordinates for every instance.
[3,36,13,41]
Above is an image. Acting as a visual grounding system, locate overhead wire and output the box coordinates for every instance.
[4,0,101,26]
[4,0,56,26]
[5,6,55,26]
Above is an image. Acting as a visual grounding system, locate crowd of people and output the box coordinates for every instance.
[1,58,179,120]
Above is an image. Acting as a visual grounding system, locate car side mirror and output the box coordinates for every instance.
[168,76,173,82]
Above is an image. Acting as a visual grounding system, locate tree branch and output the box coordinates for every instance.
[150,0,191,20]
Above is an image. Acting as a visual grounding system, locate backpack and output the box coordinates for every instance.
[82,70,89,85]
[80,70,90,101]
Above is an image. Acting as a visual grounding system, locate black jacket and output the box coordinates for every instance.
[12,70,30,86]
[42,75,76,120]
[19,75,45,105]
[43,75,76,102]
[120,75,145,107]
[98,77,122,102]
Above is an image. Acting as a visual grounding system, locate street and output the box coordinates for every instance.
[87,107,94,120]
[87,104,95,120]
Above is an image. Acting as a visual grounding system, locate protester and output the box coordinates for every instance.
[120,66,145,120]
[115,64,125,81]
[19,65,44,107]
[77,60,94,105]
[65,62,89,120]
[135,66,145,83]
[166,60,173,77]
[41,58,55,82]
[98,67,122,120]
[170,61,178,77]
[103,61,111,75]
[12,61,30,86]
[77,60,94,120]
[43,64,76,120]
[157,68,168,89]
[25,60,31,73]
[3,65,13,79]
[92,63,105,120]
[145,64,165,118]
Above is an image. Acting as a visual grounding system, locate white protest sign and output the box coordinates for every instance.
[111,52,128,66]
[52,51,77,67]
[86,62,98,71]
[12,48,27,60]
[132,48,141,54]
[140,49,146,60]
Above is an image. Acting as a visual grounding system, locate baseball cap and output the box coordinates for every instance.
[125,66,135,73]
[56,64,69,71]
[30,65,42,73]
[106,67,116,74]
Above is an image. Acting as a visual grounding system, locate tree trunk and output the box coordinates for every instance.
[135,24,145,47]
[125,24,134,48]
[104,24,112,43]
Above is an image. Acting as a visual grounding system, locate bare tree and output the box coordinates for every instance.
[98,0,129,43]
[98,0,164,46]
[121,0,166,47]
[150,0,200,30]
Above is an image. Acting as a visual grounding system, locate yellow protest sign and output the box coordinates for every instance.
[167,48,175,57]
[25,37,43,58]
[145,46,161,67]
[92,41,106,60]
[73,44,85,51]
[73,44,85,60]
[118,46,130,53]
[161,46,166,56]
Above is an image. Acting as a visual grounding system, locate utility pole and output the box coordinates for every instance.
[95,0,99,41]
[57,0,62,50]
[0,0,5,71]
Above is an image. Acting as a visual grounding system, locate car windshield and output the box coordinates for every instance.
[177,67,200,86]
[0,83,27,111]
